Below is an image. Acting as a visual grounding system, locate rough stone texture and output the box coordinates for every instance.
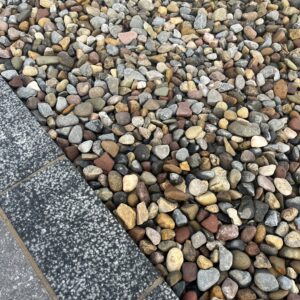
[0,219,50,300]
[0,158,163,299]
[145,282,179,300]
[0,77,61,190]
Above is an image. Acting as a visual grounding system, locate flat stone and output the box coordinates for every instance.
[217,225,239,241]
[207,89,222,105]
[229,270,252,288]
[284,231,300,248]
[0,78,61,190]
[123,174,139,192]
[118,31,138,44]
[0,159,160,299]
[251,136,267,147]
[191,231,207,249]
[116,203,137,230]
[153,145,170,160]
[189,179,208,196]
[145,282,178,300]
[197,268,220,291]
[38,102,55,118]
[68,125,83,144]
[219,245,233,271]
[74,102,93,117]
[94,152,115,173]
[228,120,261,137]
[254,270,279,292]
[0,219,50,300]
[274,178,292,196]
[222,278,238,300]
[166,248,184,272]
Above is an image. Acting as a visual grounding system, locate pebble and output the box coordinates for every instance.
[68,125,83,144]
[3,0,300,298]
[229,270,252,288]
[189,179,208,197]
[153,145,170,160]
[191,231,207,249]
[116,204,136,230]
[123,174,138,192]
[166,248,184,272]
[197,268,220,291]
[219,245,233,271]
[254,270,279,292]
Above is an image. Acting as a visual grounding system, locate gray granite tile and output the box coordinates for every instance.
[0,158,159,300]
[145,282,179,300]
[0,77,61,191]
[0,219,50,300]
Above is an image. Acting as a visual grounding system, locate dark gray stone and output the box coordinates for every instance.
[0,219,50,300]
[0,77,62,191]
[0,158,160,299]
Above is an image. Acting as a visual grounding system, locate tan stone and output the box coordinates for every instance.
[116,203,136,230]
[156,213,175,229]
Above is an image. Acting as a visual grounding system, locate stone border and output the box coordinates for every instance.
[0,76,178,300]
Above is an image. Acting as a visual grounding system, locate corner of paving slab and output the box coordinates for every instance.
[0,76,178,300]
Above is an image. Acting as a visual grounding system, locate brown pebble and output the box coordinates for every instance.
[175,226,191,244]
[94,152,115,173]
[201,215,219,233]
[182,291,197,300]
[182,262,197,282]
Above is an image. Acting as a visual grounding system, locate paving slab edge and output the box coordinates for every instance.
[0,76,178,300]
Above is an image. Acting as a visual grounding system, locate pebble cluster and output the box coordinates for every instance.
[1,0,300,299]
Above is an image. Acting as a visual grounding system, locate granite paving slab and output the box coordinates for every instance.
[145,282,179,300]
[0,218,50,300]
[0,76,62,191]
[0,158,164,300]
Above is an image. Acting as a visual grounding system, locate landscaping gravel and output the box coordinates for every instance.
[1,0,300,299]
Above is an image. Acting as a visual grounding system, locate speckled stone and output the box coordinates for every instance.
[0,77,62,190]
[0,159,161,299]
[0,219,50,300]
[145,282,178,300]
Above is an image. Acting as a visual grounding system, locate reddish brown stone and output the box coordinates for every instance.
[182,262,197,282]
[275,165,287,178]
[288,294,300,300]
[56,137,69,149]
[177,102,192,117]
[136,182,150,204]
[9,76,23,88]
[182,290,198,300]
[83,130,96,141]
[94,152,115,173]
[175,226,191,243]
[289,117,300,131]
[164,186,189,201]
[201,214,219,233]
[64,145,79,161]
[128,227,145,242]
[197,209,209,223]
[274,79,288,99]
[245,241,260,256]
[36,8,49,21]
[241,226,257,243]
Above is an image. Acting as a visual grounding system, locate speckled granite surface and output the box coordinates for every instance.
[0,219,50,300]
[0,77,178,300]
[146,282,180,300]
[0,77,62,190]
[0,158,161,299]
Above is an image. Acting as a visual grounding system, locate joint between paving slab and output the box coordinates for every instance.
[137,276,164,300]
[0,154,65,196]
[0,207,57,300]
